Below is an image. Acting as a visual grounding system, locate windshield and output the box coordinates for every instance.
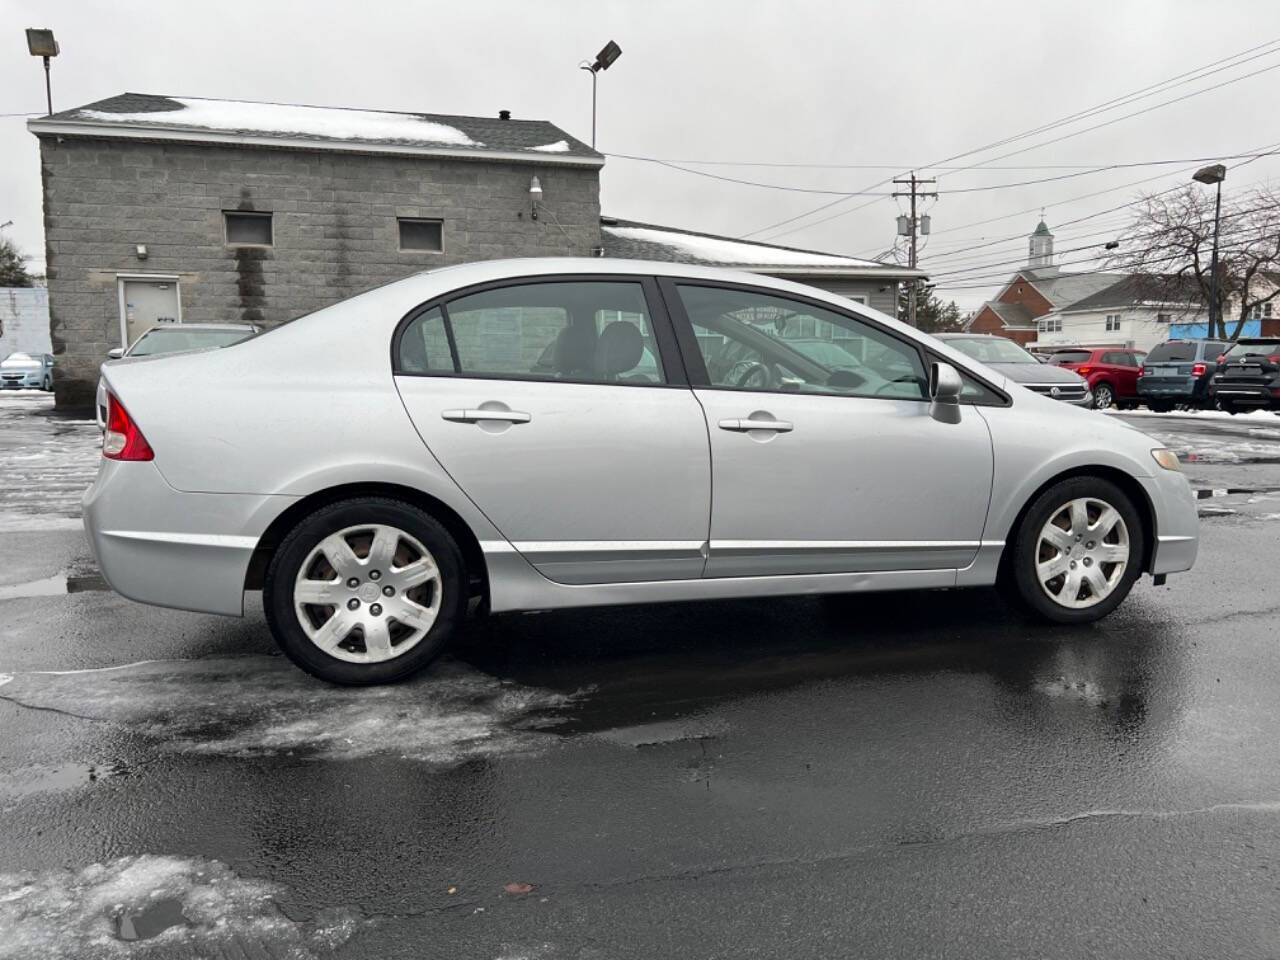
[1049,351,1092,364]
[1145,342,1198,362]
[129,329,253,357]
[944,337,1038,364]
[1225,340,1280,359]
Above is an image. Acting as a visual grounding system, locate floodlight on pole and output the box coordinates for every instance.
[1192,163,1227,334]
[25,28,59,116]
[578,40,622,149]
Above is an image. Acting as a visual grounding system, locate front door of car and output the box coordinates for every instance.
[394,277,710,584]
[662,281,994,578]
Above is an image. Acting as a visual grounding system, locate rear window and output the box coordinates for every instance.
[1049,351,1091,364]
[1145,342,1198,362]
[1225,340,1280,359]
[129,329,254,357]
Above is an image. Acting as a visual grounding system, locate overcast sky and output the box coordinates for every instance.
[3,0,1279,309]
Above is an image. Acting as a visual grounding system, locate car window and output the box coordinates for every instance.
[943,337,1040,365]
[1224,340,1280,359]
[128,328,254,356]
[1048,350,1092,365]
[675,285,926,400]
[1205,342,1228,358]
[1100,351,1128,365]
[1145,342,1198,362]
[405,281,666,385]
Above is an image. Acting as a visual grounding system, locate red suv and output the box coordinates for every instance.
[1048,348,1145,410]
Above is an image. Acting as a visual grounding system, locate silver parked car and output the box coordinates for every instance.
[1,351,54,391]
[85,259,1198,685]
[935,334,1093,406]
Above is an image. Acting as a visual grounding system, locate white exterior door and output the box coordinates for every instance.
[120,278,181,347]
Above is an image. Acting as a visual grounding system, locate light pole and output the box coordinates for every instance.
[578,40,621,149]
[1193,163,1226,336]
[25,28,59,116]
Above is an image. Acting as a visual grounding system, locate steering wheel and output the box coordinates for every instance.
[873,375,923,397]
[728,360,774,389]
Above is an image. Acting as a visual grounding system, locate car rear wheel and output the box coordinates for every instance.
[264,497,466,685]
[1147,401,1173,413]
[1092,382,1114,409]
[1005,477,1144,624]
[1217,399,1240,415]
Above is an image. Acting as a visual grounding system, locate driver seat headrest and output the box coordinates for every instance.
[595,321,644,377]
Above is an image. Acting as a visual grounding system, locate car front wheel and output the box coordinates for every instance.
[264,497,466,685]
[1091,383,1114,409]
[1005,477,1144,624]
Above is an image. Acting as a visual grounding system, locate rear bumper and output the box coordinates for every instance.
[1139,470,1198,576]
[1211,383,1276,405]
[1137,377,1209,401]
[83,458,296,616]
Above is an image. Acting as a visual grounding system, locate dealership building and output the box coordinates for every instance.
[29,93,923,405]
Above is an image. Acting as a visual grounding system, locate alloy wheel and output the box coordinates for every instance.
[1093,384,1113,409]
[1035,497,1129,609]
[293,523,442,664]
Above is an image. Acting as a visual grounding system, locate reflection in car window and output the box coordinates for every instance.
[1145,342,1198,362]
[945,337,1040,364]
[128,329,253,356]
[675,285,926,400]
[405,282,666,385]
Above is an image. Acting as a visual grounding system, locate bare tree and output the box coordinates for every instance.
[1107,183,1280,339]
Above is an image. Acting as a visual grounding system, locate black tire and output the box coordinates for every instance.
[1147,401,1173,413]
[1217,399,1239,415]
[264,497,467,685]
[42,377,53,392]
[1092,382,1114,410]
[1003,476,1145,625]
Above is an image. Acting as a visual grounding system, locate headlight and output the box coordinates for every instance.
[1151,448,1181,471]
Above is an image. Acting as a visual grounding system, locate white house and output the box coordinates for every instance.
[1032,275,1200,353]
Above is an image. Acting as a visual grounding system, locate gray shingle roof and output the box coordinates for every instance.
[1061,273,1203,312]
[31,93,602,165]
[599,218,926,278]
[983,301,1036,329]
[1015,267,1126,308]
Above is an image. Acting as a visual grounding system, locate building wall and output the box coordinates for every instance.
[969,305,1034,346]
[997,273,1054,318]
[38,136,602,405]
[792,277,899,317]
[1033,307,1196,353]
[0,286,51,356]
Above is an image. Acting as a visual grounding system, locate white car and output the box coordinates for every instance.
[84,259,1198,685]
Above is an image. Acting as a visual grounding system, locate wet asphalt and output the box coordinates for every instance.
[2,393,1280,958]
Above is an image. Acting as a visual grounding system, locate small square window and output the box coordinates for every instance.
[224,211,273,247]
[398,218,443,253]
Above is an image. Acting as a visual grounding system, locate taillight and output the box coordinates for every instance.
[1077,365,1093,375]
[1191,363,1207,377]
[1139,365,1147,376]
[103,392,154,461]
[1216,354,1227,364]
[1269,355,1280,365]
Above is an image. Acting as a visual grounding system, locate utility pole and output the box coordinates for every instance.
[892,173,937,328]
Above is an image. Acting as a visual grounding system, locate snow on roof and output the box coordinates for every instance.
[601,223,885,269]
[79,96,479,147]
[530,140,570,153]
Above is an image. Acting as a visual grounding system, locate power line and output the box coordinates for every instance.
[738,38,1280,242]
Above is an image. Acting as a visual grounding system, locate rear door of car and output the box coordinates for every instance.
[393,275,711,584]
[660,279,995,578]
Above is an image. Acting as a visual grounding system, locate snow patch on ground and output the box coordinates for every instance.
[602,225,882,267]
[0,855,358,959]
[81,97,479,147]
[0,393,100,521]
[0,656,575,763]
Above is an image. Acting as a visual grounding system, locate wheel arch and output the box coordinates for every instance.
[244,482,489,600]
[996,465,1157,580]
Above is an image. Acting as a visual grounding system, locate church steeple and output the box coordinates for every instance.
[1028,214,1054,268]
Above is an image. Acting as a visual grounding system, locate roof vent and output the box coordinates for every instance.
[498,109,511,120]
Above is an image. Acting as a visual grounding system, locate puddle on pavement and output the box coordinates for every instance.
[116,897,189,942]
[0,655,578,764]
[0,761,129,799]
[0,855,359,958]
[0,573,110,600]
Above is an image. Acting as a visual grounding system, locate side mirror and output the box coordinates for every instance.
[929,361,963,423]
[107,347,124,360]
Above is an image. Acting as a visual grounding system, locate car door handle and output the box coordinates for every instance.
[718,418,793,433]
[441,408,532,424]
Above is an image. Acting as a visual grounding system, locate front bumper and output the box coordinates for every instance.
[1139,468,1199,576]
[83,458,296,616]
[0,375,43,389]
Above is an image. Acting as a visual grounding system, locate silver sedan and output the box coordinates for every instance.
[84,259,1199,685]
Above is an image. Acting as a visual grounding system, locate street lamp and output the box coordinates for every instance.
[578,40,622,149]
[25,28,59,116]
[1192,163,1226,334]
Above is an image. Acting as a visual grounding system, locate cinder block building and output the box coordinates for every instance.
[30,93,924,406]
